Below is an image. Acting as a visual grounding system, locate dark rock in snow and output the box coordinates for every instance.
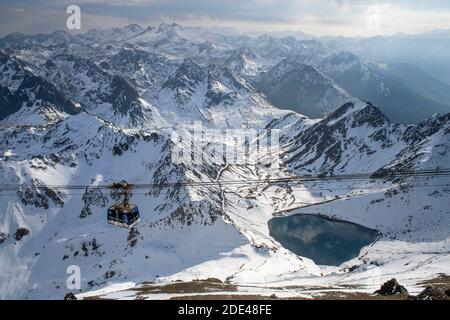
[64,292,78,300]
[0,86,21,119]
[0,232,8,244]
[104,271,116,279]
[79,206,92,219]
[374,278,408,296]
[416,286,449,300]
[81,242,89,256]
[127,227,140,247]
[14,228,30,241]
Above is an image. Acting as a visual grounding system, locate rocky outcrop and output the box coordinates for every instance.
[416,286,449,300]
[0,232,8,244]
[374,278,408,296]
[14,228,30,241]
[0,52,79,121]
[64,292,78,300]
[80,187,107,218]
[17,184,64,209]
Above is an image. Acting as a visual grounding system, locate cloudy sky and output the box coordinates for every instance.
[1,0,450,37]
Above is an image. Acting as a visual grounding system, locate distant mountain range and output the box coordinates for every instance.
[2,24,450,123]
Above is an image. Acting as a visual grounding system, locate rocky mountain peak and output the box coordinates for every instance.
[324,101,390,128]
[0,52,80,122]
[256,59,354,118]
[162,59,207,103]
[122,24,144,34]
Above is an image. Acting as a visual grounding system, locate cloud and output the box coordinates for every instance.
[0,4,132,36]
[1,0,450,37]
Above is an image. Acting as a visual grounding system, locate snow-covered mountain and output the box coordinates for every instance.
[256,59,355,118]
[0,30,74,49]
[99,47,175,93]
[75,24,144,45]
[0,25,449,300]
[151,58,285,128]
[0,52,80,124]
[127,23,233,58]
[316,52,450,123]
[225,48,262,77]
[41,54,163,128]
[324,31,450,87]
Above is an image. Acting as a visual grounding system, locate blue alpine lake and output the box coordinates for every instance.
[268,214,378,266]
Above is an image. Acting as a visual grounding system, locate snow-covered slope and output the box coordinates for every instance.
[150,58,287,128]
[280,102,450,241]
[1,98,448,299]
[225,48,262,77]
[316,52,449,123]
[77,24,144,44]
[99,47,175,93]
[0,52,79,125]
[256,59,355,118]
[40,54,164,128]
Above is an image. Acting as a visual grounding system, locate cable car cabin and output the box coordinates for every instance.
[107,203,140,228]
